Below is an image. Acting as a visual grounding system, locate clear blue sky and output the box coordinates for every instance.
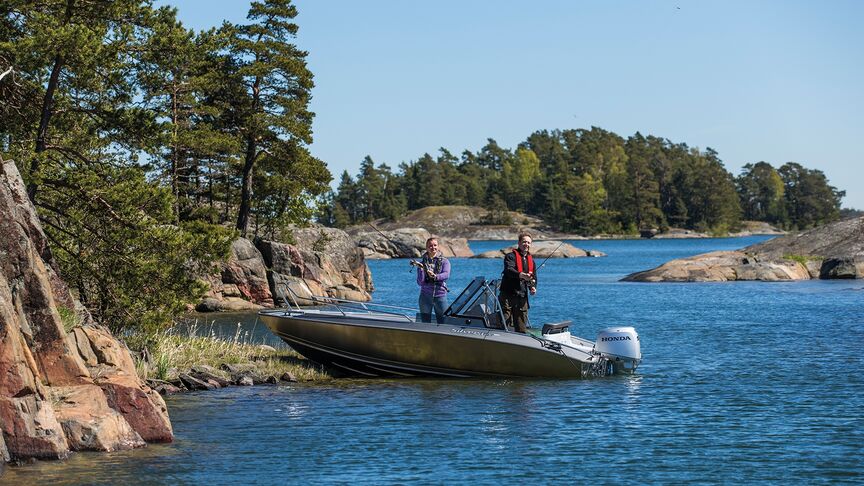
[158,0,864,209]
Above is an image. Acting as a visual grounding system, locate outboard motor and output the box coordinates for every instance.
[595,326,641,372]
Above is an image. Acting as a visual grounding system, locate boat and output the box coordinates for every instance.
[260,277,641,378]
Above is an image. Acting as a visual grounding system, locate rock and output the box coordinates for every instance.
[745,217,864,260]
[96,373,174,443]
[280,372,297,382]
[473,241,595,259]
[49,385,145,452]
[623,217,864,282]
[258,233,373,306]
[236,376,254,386]
[1,432,8,464]
[622,250,812,282]
[1,157,173,464]
[354,228,428,259]
[178,373,215,391]
[0,430,8,464]
[220,362,257,374]
[264,375,278,384]
[191,365,233,387]
[147,380,182,396]
[351,227,474,259]
[653,229,710,239]
[0,395,69,460]
[356,206,564,240]
[200,238,273,310]
[820,257,864,279]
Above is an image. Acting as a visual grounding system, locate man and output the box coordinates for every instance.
[498,231,536,333]
[415,237,450,323]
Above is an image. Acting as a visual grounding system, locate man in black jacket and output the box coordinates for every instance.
[498,231,536,333]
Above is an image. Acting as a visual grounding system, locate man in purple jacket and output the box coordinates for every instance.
[415,237,450,323]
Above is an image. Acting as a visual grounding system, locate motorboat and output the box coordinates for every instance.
[260,277,641,378]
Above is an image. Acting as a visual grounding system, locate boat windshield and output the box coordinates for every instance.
[443,277,505,329]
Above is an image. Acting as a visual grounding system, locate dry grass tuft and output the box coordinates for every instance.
[129,321,333,383]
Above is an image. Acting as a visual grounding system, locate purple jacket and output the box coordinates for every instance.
[416,254,450,298]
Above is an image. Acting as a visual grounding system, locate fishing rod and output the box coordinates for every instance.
[368,223,449,292]
[367,222,411,267]
[535,240,566,271]
[367,222,426,271]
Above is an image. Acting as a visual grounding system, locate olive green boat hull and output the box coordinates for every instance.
[260,310,607,378]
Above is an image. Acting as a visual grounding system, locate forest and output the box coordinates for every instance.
[0,1,847,335]
[1,0,328,332]
[324,128,845,235]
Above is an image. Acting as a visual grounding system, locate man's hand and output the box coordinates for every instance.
[529,286,536,295]
[519,272,533,281]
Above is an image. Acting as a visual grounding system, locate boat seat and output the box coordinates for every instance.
[541,321,572,335]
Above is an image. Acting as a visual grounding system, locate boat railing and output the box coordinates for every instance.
[278,281,416,322]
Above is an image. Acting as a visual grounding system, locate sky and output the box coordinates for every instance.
[158,0,864,209]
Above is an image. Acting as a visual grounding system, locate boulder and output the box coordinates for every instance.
[622,250,812,282]
[200,238,273,310]
[178,373,215,391]
[473,241,597,259]
[258,227,373,305]
[819,257,864,279]
[49,384,145,452]
[353,227,474,259]
[623,216,864,282]
[1,157,173,465]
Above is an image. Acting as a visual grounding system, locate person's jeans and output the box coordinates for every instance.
[419,293,448,323]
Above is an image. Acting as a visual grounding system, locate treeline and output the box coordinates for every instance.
[323,128,845,234]
[1,0,328,333]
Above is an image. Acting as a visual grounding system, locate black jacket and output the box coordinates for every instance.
[499,250,537,298]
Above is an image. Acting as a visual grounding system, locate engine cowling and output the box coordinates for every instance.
[595,326,641,368]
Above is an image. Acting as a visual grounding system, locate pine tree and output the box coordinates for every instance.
[220,0,328,237]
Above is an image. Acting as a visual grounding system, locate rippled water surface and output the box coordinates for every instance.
[5,237,864,484]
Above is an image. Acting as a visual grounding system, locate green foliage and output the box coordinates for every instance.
[783,254,823,266]
[325,125,840,236]
[214,0,330,237]
[57,307,79,333]
[2,0,331,335]
[312,229,332,252]
[39,163,235,334]
[778,162,844,229]
[481,195,514,225]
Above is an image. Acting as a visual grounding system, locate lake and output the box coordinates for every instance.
[4,236,863,484]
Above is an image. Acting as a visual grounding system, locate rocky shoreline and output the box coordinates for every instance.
[196,207,792,310]
[623,216,864,282]
[1,160,172,466]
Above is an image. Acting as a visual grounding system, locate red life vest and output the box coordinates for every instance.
[513,250,535,274]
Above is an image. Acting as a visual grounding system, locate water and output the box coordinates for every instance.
[5,237,864,484]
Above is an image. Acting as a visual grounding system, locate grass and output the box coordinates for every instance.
[783,254,823,266]
[58,306,80,333]
[128,321,333,384]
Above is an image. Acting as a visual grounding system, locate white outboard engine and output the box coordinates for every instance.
[595,326,641,372]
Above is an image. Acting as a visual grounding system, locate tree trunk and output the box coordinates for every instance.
[236,136,256,237]
[28,0,75,203]
[28,53,64,202]
[235,74,261,237]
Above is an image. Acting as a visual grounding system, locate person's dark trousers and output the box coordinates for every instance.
[498,293,528,333]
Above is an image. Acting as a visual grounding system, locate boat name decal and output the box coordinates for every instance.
[601,336,632,341]
[451,328,488,336]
